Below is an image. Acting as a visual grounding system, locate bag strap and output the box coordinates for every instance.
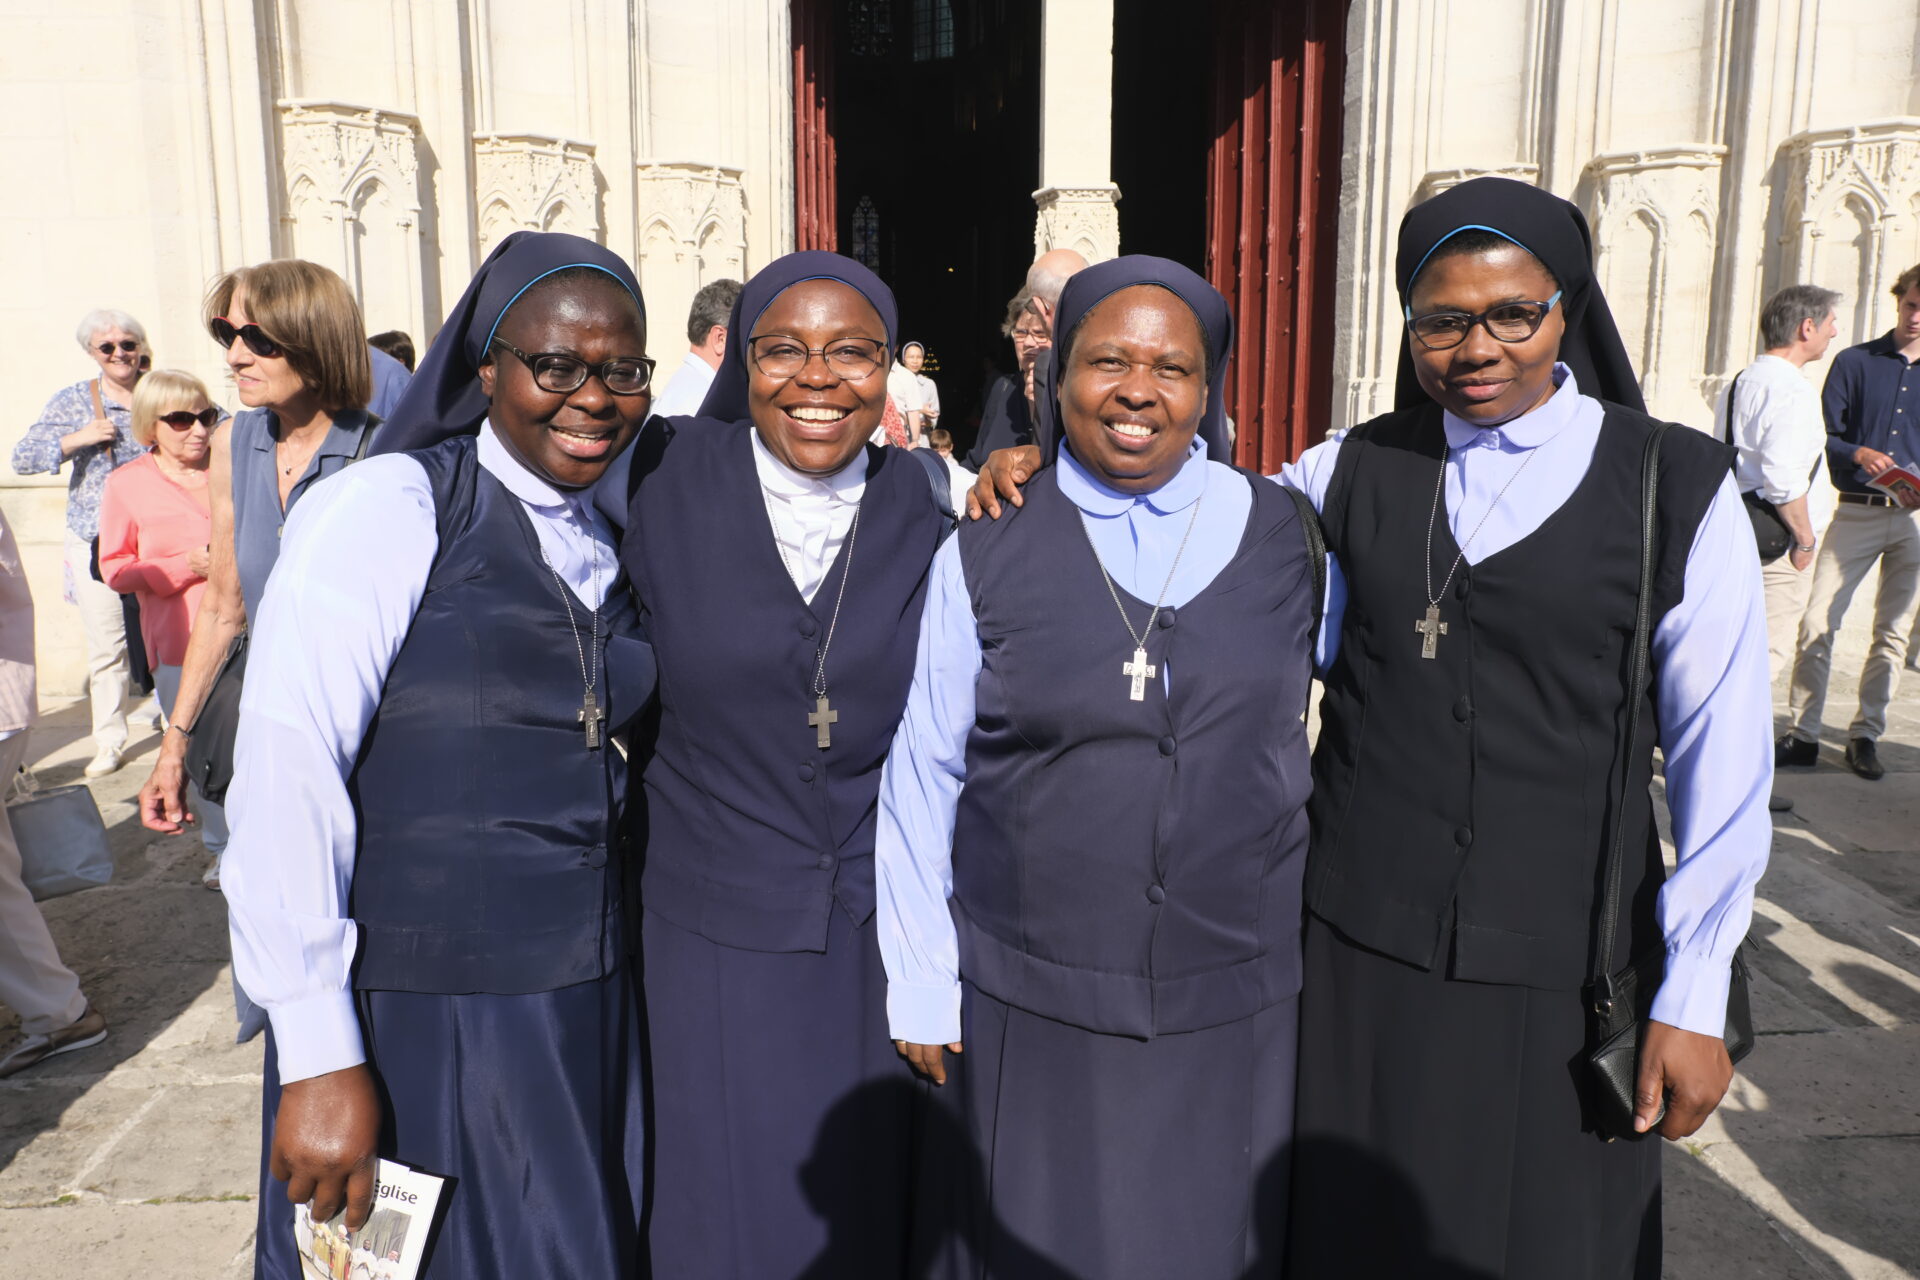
[350,413,382,463]
[1280,483,1327,658]
[907,446,959,541]
[1592,421,1672,1015]
[88,378,105,422]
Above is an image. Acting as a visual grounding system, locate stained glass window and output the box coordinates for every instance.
[847,0,894,58]
[851,196,881,271]
[912,0,955,61]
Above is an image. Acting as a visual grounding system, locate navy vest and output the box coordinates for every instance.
[623,422,948,953]
[349,436,653,995]
[1309,402,1731,989]
[950,468,1315,1039]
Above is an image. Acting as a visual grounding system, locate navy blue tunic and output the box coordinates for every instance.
[622,420,947,1278]
[254,437,652,1280]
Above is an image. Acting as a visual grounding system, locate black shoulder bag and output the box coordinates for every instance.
[1724,372,1796,564]
[1584,421,1755,1140]
[182,415,379,803]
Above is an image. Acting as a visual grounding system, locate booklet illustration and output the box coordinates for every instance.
[293,1158,445,1280]
[1869,465,1920,503]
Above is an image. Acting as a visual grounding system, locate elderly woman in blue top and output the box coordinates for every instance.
[880,257,1317,1278]
[222,233,656,1280]
[12,308,151,777]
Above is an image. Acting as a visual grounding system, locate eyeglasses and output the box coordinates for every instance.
[748,335,886,381]
[209,316,286,359]
[1405,291,1563,350]
[95,340,140,356]
[489,338,654,396]
[157,408,219,430]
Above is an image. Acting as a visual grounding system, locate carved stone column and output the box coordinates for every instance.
[1032,185,1122,262]
[634,162,750,366]
[473,134,603,258]
[1580,146,1727,425]
[1780,120,1920,347]
[277,100,425,339]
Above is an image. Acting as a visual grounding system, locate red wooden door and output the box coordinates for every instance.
[1206,0,1347,471]
[792,0,837,251]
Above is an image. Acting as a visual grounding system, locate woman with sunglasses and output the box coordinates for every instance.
[98,371,228,886]
[11,309,153,778]
[224,234,656,1279]
[137,261,375,879]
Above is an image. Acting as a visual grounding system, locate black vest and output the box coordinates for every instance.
[951,468,1315,1038]
[349,436,652,995]
[624,422,948,953]
[1309,402,1730,988]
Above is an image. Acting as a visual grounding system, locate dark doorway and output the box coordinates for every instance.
[1110,0,1210,267]
[812,0,1042,451]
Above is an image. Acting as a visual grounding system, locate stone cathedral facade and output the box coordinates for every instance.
[2,0,1916,689]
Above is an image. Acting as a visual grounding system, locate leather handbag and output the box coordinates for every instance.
[12,769,113,901]
[181,414,379,804]
[1584,422,1755,1140]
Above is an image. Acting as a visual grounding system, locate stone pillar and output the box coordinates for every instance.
[1033,0,1119,262]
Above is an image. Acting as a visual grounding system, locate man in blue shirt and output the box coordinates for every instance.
[1782,264,1920,779]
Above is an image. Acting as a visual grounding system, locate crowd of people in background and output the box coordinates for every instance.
[0,179,1912,1277]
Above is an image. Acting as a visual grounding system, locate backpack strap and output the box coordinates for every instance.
[1280,482,1327,658]
[908,446,959,541]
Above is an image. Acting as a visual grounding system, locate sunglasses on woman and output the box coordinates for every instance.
[95,340,140,356]
[209,316,286,359]
[157,408,220,429]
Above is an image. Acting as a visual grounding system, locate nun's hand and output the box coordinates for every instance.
[1633,1020,1733,1140]
[967,445,1044,521]
[272,1063,381,1231]
[894,1039,963,1086]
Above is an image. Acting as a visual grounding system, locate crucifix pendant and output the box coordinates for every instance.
[1414,604,1449,660]
[809,695,839,749]
[578,689,607,749]
[1122,646,1157,701]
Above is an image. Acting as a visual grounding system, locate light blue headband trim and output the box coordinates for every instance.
[746,273,895,352]
[1405,224,1535,305]
[481,263,639,353]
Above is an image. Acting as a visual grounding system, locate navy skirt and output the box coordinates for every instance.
[641,904,921,1279]
[253,970,643,1280]
[918,982,1299,1280]
[1290,915,1661,1279]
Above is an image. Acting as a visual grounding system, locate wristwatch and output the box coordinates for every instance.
[1793,543,1816,553]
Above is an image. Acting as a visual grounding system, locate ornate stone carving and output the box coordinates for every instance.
[473,133,602,257]
[276,100,425,336]
[1780,120,1920,342]
[634,162,750,366]
[1412,164,1540,205]
[1580,146,1728,422]
[1033,185,1120,263]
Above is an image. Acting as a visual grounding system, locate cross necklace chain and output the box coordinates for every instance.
[1417,436,1539,659]
[538,531,606,749]
[764,494,863,749]
[1079,495,1205,701]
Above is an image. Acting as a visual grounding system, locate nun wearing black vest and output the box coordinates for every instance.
[879,258,1314,1278]
[617,253,951,1278]
[1278,180,1773,1277]
[224,233,656,1279]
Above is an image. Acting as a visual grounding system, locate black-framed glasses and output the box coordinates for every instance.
[157,408,219,429]
[209,316,286,359]
[1405,290,1563,350]
[748,335,886,381]
[490,338,654,396]
[95,339,140,356]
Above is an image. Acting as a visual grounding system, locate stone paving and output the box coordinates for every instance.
[1,598,1918,1278]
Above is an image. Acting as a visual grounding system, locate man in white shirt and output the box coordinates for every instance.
[1719,284,1842,680]
[649,278,742,417]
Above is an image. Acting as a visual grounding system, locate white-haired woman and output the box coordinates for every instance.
[99,370,228,885]
[11,309,153,776]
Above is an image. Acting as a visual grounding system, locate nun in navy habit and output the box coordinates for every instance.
[224,232,655,1279]
[1279,179,1772,1277]
[879,257,1317,1278]
[618,252,952,1277]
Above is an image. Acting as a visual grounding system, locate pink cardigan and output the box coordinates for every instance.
[98,453,211,668]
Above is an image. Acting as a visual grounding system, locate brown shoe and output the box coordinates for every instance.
[0,1004,108,1078]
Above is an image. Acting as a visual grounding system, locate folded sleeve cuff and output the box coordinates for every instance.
[266,991,366,1086]
[887,980,963,1046]
[1650,950,1735,1040]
